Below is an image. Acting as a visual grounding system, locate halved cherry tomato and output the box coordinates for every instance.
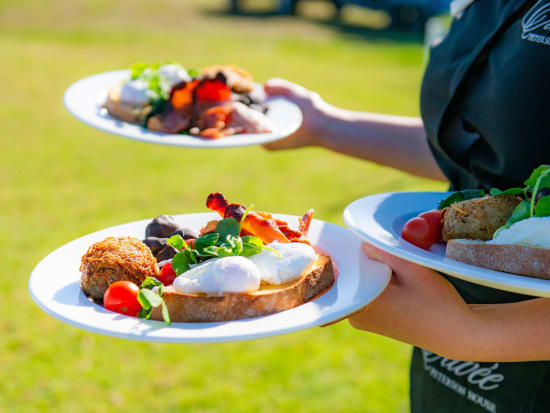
[401,217,436,250]
[419,209,444,242]
[195,79,231,102]
[158,262,177,286]
[103,281,141,317]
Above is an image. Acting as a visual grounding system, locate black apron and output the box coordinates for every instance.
[414,0,550,411]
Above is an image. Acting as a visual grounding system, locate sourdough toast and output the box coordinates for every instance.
[151,254,335,322]
[446,239,550,279]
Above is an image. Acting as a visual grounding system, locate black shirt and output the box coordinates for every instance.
[413,0,550,411]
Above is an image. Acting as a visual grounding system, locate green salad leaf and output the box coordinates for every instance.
[215,218,241,242]
[188,68,201,77]
[167,234,185,250]
[535,196,550,217]
[489,187,523,196]
[437,189,485,210]
[137,284,171,325]
[524,165,550,188]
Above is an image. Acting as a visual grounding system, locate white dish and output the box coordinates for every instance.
[344,191,550,297]
[29,213,391,343]
[63,70,303,148]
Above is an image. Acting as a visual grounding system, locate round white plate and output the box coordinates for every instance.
[344,191,550,297]
[29,213,391,343]
[63,70,303,148]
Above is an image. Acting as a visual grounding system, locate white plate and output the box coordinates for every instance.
[63,70,303,148]
[344,192,550,297]
[29,213,391,343]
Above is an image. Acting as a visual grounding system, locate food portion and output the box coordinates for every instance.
[80,236,159,302]
[442,195,521,241]
[401,165,550,279]
[104,62,274,139]
[79,193,335,323]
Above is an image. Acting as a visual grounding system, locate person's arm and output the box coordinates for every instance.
[350,242,550,362]
[264,78,447,182]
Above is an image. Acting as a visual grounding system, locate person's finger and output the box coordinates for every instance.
[361,242,434,283]
[264,78,309,100]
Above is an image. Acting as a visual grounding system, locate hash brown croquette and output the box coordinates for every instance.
[80,236,159,302]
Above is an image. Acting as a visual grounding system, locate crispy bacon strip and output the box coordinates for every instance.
[299,209,314,236]
[206,193,290,244]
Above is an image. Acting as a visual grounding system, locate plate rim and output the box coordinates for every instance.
[63,69,303,149]
[343,191,550,298]
[29,212,391,343]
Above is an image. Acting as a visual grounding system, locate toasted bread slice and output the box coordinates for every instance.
[446,239,550,279]
[151,254,335,322]
[104,84,149,124]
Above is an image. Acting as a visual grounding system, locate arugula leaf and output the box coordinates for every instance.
[489,187,523,196]
[130,62,149,79]
[167,234,187,251]
[171,252,191,275]
[182,249,198,264]
[536,195,550,217]
[507,200,531,225]
[524,165,550,188]
[226,235,243,256]
[141,276,163,289]
[530,169,550,216]
[140,288,162,307]
[161,300,171,325]
[241,235,264,257]
[194,233,219,255]
[215,218,240,243]
[437,189,485,209]
[188,68,201,77]
[137,287,171,325]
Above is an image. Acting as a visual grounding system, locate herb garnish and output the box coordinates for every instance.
[137,276,171,325]
[167,210,277,276]
[437,189,486,210]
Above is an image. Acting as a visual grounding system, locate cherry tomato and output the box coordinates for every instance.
[401,217,436,250]
[185,239,195,249]
[419,209,444,242]
[103,281,141,317]
[158,262,177,286]
[195,79,231,102]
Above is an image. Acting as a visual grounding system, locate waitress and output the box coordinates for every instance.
[264,0,550,411]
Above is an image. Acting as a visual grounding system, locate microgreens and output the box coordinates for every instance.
[138,277,170,325]
[167,205,274,276]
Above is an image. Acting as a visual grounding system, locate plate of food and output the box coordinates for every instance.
[29,193,391,343]
[343,165,550,297]
[63,63,302,148]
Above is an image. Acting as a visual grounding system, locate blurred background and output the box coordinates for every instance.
[1,0,448,411]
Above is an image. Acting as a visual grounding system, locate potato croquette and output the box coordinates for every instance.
[80,236,159,302]
[442,195,521,241]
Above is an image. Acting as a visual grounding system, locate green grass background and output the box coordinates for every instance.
[1,0,446,411]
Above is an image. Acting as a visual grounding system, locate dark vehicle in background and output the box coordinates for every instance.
[229,0,451,31]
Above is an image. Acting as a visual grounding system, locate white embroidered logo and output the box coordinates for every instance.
[522,0,550,45]
[422,350,503,413]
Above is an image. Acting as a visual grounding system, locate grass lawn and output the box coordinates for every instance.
[0,1,445,411]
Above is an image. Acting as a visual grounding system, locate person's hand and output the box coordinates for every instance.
[347,242,479,360]
[263,78,330,150]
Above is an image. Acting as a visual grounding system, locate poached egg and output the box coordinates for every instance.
[489,217,550,248]
[172,242,318,295]
[173,256,260,295]
[119,79,152,105]
[248,241,316,285]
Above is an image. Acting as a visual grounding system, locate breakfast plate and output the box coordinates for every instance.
[343,192,550,297]
[29,213,391,343]
[63,70,303,148]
